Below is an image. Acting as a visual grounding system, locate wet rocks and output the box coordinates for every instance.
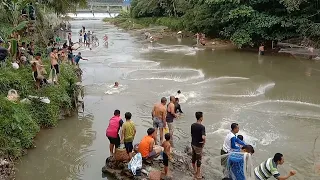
[0,158,15,180]
[102,150,194,180]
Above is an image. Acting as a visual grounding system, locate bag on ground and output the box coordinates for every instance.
[128,153,142,175]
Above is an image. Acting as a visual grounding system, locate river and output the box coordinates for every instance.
[16,15,320,180]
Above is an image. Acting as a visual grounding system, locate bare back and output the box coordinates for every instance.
[153,103,166,120]
[162,141,171,155]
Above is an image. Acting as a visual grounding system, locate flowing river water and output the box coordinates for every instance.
[16,15,320,180]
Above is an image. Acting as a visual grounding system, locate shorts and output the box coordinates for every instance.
[107,135,120,148]
[192,145,203,167]
[163,152,169,166]
[142,150,157,160]
[51,64,60,74]
[124,142,133,154]
[153,117,164,128]
[167,122,174,134]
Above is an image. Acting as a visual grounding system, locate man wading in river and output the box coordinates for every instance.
[152,97,167,145]
[166,96,178,146]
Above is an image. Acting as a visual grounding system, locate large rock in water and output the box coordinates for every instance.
[101,150,195,180]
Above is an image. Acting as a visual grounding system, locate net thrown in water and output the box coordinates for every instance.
[223,152,255,180]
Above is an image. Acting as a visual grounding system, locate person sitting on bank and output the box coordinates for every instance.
[138,128,162,162]
[255,153,296,180]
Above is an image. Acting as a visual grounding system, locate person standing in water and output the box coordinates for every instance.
[226,145,255,180]
[106,110,123,156]
[174,98,183,114]
[175,90,187,103]
[191,111,206,179]
[259,43,265,55]
[74,52,88,67]
[255,153,296,180]
[221,123,246,167]
[166,96,178,145]
[152,97,167,145]
[114,82,119,88]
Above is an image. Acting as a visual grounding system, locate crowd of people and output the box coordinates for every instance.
[105,89,297,179]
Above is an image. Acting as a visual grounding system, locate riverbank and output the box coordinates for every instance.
[103,16,235,50]
[0,59,79,178]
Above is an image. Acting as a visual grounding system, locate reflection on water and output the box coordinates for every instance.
[15,14,320,180]
[16,114,95,180]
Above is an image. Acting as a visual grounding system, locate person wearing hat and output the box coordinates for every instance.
[138,128,162,161]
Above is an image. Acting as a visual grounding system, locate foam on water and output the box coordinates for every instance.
[193,76,250,85]
[104,84,127,95]
[213,82,275,98]
[245,99,320,109]
[148,44,202,55]
[123,68,204,82]
[157,89,201,103]
[107,60,160,68]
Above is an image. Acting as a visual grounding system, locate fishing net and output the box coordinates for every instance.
[220,152,255,180]
[278,38,320,59]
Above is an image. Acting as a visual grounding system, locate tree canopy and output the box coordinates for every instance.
[130,0,320,47]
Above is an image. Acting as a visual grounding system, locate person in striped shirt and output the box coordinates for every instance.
[254,153,296,180]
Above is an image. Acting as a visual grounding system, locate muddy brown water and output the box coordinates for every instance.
[15,17,320,180]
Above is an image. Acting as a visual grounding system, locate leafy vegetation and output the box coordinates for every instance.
[0,0,81,158]
[128,0,320,47]
[0,60,78,158]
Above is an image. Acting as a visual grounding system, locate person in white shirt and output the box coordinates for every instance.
[221,123,246,168]
[175,90,187,103]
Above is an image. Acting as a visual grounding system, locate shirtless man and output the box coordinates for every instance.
[166,96,178,144]
[152,97,167,145]
[50,48,59,83]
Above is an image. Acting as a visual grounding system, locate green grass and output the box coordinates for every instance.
[0,59,78,158]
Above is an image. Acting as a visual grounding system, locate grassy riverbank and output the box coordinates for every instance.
[0,60,78,159]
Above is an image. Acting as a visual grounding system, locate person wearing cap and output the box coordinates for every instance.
[138,128,162,161]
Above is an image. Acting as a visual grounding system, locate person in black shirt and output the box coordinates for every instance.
[191,111,206,179]
[174,98,183,114]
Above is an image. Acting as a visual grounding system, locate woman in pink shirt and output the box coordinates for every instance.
[106,109,123,156]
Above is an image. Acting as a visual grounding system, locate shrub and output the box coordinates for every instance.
[0,59,78,157]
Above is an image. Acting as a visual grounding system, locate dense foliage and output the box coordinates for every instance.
[130,0,320,47]
[0,61,78,158]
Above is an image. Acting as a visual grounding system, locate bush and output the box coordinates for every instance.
[0,97,40,158]
[0,59,78,157]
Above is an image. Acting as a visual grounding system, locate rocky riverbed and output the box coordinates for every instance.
[101,147,197,180]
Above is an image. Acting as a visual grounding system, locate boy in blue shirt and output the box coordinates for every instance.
[74,52,88,67]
